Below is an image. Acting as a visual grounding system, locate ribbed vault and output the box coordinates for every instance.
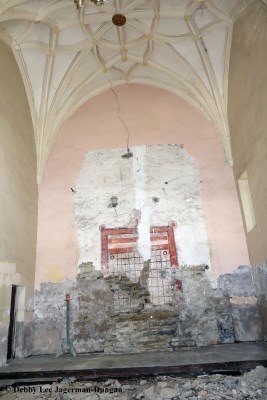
[0,0,253,182]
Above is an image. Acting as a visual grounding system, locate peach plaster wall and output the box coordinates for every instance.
[35,84,249,289]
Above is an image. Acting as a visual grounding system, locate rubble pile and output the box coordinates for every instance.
[0,366,266,400]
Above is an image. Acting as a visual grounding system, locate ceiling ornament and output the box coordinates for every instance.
[0,0,254,183]
[74,0,85,9]
[112,14,127,27]
[74,0,105,9]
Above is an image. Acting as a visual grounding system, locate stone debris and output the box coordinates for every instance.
[139,380,147,386]
[0,366,266,399]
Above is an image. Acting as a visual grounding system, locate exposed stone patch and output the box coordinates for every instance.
[104,310,177,354]
[15,321,35,359]
[217,265,255,296]
[106,274,150,312]
[33,265,113,355]
[218,265,263,342]
[0,324,8,367]
[33,280,78,355]
[232,304,263,342]
[104,271,176,353]
[32,264,264,356]
[172,265,234,347]
[73,266,112,354]
[253,262,267,341]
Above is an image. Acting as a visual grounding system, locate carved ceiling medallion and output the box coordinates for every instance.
[112,14,127,27]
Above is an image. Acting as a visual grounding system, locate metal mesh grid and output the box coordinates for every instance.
[107,248,174,308]
[108,251,144,283]
[148,249,174,305]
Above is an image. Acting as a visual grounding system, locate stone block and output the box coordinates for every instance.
[15,321,34,358]
[217,266,255,297]
[232,304,263,342]
[143,386,155,400]
[195,318,220,347]
[0,324,8,366]
[257,295,267,340]
[252,262,267,341]
[78,262,103,281]
[217,313,235,343]
[160,387,177,399]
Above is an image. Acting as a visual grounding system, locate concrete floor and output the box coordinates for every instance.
[0,342,267,383]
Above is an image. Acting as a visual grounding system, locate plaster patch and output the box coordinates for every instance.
[132,146,151,261]
[74,144,211,274]
[0,262,16,275]
[0,263,20,288]
[145,145,210,268]
[74,148,134,267]
[46,265,64,282]
[230,296,258,305]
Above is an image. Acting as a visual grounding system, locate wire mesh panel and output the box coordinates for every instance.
[108,250,144,283]
[112,287,140,313]
[101,226,178,309]
[148,249,174,305]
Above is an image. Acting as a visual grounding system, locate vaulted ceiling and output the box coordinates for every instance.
[0,0,253,182]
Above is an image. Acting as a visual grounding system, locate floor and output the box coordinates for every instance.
[0,342,267,385]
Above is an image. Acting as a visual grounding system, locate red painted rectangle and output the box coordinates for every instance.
[108,235,167,245]
[150,226,169,233]
[101,232,108,268]
[151,235,168,241]
[167,227,178,267]
[108,237,137,244]
[151,244,169,251]
[109,246,136,254]
[101,226,179,282]
[103,228,137,235]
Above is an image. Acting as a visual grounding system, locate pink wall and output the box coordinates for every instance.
[36,84,249,288]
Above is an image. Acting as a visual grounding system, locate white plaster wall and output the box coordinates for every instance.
[228,1,267,266]
[74,144,210,272]
[0,39,37,365]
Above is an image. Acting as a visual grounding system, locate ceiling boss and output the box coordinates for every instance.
[74,0,105,9]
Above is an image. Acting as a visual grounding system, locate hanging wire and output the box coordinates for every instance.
[110,87,131,152]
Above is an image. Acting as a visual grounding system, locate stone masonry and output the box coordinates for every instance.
[32,263,264,356]
[253,261,267,341]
